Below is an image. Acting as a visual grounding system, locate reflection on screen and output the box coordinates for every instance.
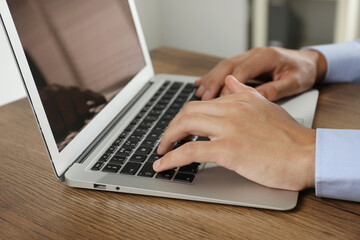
[9,0,146,151]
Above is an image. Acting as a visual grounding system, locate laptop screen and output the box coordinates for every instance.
[8,0,146,152]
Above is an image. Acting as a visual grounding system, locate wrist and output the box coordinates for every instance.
[303,50,327,83]
[302,128,316,189]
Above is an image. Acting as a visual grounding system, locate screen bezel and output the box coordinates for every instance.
[1,0,154,178]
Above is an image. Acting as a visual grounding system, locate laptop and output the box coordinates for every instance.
[1,0,318,210]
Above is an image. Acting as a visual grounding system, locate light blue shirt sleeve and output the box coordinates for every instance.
[316,129,360,202]
[306,40,360,202]
[306,39,360,83]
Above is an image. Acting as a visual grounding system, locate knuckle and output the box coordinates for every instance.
[267,84,279,99]
[240,88,258,100]
[182,102,195,113]
[250,46,266,54]
[178,114,192,127]
[221,58,234,68]
[166,150,176,163]
[183,142,197,155]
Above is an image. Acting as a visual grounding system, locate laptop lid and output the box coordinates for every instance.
[1,0,154,178]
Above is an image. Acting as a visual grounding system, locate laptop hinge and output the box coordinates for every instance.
[60,82,153,181]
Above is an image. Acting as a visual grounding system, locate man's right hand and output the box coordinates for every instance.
[194,47,327,101]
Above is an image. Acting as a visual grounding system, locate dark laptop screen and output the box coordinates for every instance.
[8,0,146,151]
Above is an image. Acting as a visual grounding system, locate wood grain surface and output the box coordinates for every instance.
[0,47,359,240]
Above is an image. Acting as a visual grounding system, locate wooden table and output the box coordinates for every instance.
[0,47,359,239]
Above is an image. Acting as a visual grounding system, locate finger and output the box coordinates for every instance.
[232,50,278,84]
[194,79,201,87]
[224,75,251,94]
[158,113,222,154]
[200,60,235,100]
[220,86,231,97]
[153,141,217,172]
[255,76,300,101]
[196,84,206,97]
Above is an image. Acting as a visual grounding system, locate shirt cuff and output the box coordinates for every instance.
[303,40,360,84]
[316,129,360,202]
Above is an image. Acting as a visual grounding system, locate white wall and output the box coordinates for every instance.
[0,19,26,106]
[135,0,249,58]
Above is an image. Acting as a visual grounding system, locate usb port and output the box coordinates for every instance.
[93,184,106,190]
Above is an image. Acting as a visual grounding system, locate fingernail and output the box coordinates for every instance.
[153,160,161,171]
[202,90,211,100]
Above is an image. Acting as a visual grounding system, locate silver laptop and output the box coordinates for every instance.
[1,0,318,210]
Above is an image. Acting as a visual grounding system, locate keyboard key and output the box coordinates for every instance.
[147,154,161,163]
[170,82,183,89]
[162,94,173,100]
[115,148,133,157]
[178,92,191,98]
[136,147,152,155]
[134,127,148,135]
[152,125,165,133]
[166,108,179,114]
[178,163,199,174]
[174,173,195,183]
[118,131,129,139]
[91,161,104,171]
[102,164,121,173]
[113,138,123,146]
[138,162,156,178]
[122,140,138,149]
[139,120,154,128]
[170,102,183,109]
[120,162,142,175]
[106,146,117,154]
[130,118,141,125]
[156,169,175,180]
[129,154,147,163]
[150,109,163,115]
[141,106,151,112]
[153,103,168,110]
[99,153,111,162]
[162,113,175,120]
[157,119,170,127]
[166,89,178,94]
[128,134,143,142]
[144,115,158,122]
[136,112,147,118]
[142,139,157,148]
[147,132,162,141]
[125,125,135,132]
[159,98,171,104]
[109,156,127,165]
[174,97,187,103]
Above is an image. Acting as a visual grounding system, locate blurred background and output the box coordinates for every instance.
[1,0,360,106]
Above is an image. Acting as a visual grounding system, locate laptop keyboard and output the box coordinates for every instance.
[91,81,203,183]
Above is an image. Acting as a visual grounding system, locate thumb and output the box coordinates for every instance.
[224,75,249,94]
[255,78,296,101]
